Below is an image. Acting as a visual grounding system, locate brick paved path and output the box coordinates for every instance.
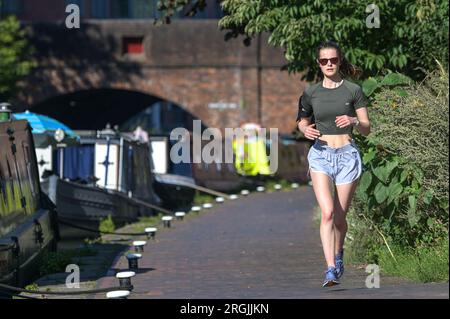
[97,187,449,299]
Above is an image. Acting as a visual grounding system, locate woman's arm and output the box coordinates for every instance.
[297,117,311,134]
[354,107,370,136]
[335,107,370,136]
[298,117,321,140]
[296,91,320,140]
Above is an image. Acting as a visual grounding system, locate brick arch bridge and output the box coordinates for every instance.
[16,20,307,133]
[32,88,206,132]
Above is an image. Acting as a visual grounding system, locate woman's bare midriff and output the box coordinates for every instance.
[318,134,353,148]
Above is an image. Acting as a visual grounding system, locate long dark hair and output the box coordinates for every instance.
[316,40,362,79]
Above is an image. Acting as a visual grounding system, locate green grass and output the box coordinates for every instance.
[375,237,449,283]
[24,283,39,291]
[129,214,164,232]
[345,231,449,283]
[99,214,115,233]
[193,192,216,205]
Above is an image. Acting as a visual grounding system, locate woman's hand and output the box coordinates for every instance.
[303,123,321,140]
[335,115,357,128]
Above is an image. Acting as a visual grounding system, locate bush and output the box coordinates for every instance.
[354,68,448,245]
[39,251,74,276]
[369,67,449,206]
[347,68,449,282]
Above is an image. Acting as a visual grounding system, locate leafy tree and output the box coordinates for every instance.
[0,15,35,101]
[156,0,449,80]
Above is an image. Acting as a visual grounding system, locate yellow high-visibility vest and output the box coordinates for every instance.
[232,136,271,176]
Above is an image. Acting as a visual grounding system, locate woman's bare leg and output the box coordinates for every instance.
[310,171,335,267]
[333,178,360,254]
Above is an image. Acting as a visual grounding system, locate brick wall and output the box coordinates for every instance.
[18,20,307,133]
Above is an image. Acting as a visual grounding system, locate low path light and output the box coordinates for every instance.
[162,216,173,228]
[240,189,250,196]
[175,212,185,220]
[191,206,201,213]
[126,253,142,270]
[106,290,130,299]
[145,227,157,239]
[133,240,146,253]
[115,271,135,290]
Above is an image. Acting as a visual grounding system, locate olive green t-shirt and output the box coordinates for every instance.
[297,79,368,135]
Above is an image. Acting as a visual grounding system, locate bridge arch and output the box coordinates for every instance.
[32,88,205,133]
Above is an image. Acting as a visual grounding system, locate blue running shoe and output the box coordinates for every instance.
[322,266,340,287]
[335,250,344,279]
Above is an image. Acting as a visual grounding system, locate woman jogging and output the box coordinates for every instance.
[296,40,371,287]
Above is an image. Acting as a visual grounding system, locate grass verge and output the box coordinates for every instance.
[374,237,449,283]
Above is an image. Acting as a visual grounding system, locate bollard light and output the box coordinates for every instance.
[202,203,213,209]
[229,194,238,200]
[191,206,201,213]
[0,103,12,122]
[215,197,224,203]
[240,189,250,196]
[126,253,142,270]
[274,184,282,191]
[291,183,299,189]
[144,227,157,240]
[162,216,173,228]
[256,186,265,192]
[133,240,146,253]
[106,290,130,299]
[175,212,186,220]
[115,271,135,290]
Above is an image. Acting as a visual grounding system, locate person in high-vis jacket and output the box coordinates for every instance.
[232,126,271,177]
[296,40,371,287]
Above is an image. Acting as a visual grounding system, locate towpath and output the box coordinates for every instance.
[97,186,449,299]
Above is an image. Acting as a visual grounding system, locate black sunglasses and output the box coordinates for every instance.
[318,57,339,66]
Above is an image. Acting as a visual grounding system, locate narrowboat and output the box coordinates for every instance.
[0,113,58,288]
[39,127,158,238]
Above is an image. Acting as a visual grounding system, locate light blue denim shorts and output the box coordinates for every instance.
[307,139,363,185]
